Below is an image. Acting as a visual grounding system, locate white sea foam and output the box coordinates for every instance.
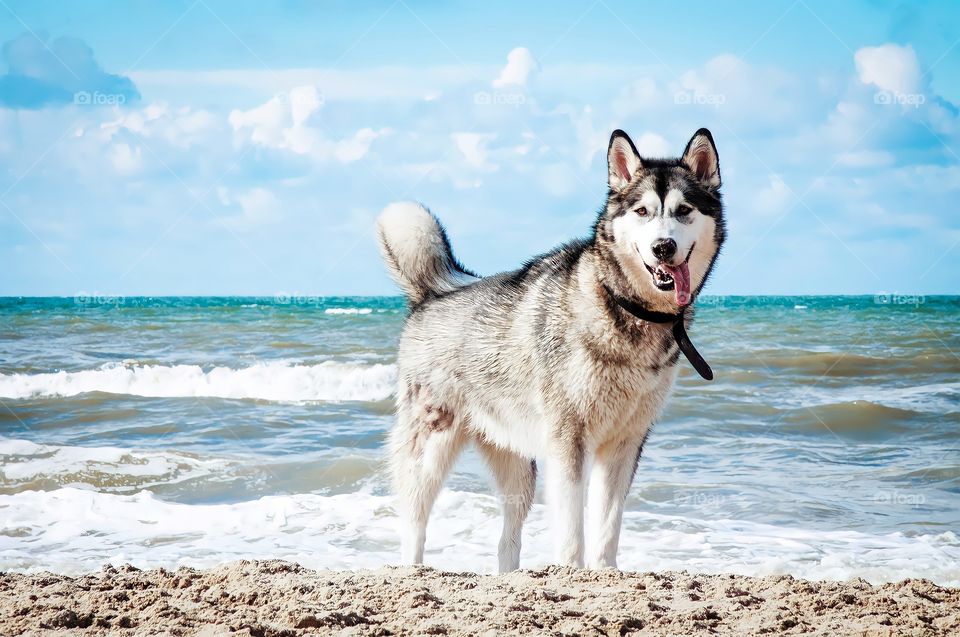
[0,361,397,402]
[1,486,957,585]
[0,439,224,486]
[324,308,373,315]
[780,381,960,414]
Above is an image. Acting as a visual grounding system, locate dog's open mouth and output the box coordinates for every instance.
[644,244,694,306]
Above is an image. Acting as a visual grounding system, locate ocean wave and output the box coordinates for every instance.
[780,382,960,416]
[0,439,383,496]
[0,439,224,493]
[1,487,957,586]
[723,351,897,377]
[0,361,397,402]
[324,308,373,315]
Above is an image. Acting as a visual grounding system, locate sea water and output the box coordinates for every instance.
[0,296,957,584]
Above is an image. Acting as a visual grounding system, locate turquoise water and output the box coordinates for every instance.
[0,296,958,583]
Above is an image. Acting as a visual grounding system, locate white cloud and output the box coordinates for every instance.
[100,102,218,148]
[556,104,607,169]
[0,109,22,154]
[228,86,321,152]
[7,44,960,296]
[132,67,485,102]
[676,54,804,123]
[331,128,382,163]
[229,86,383,162]
[215,187,280,230]
[852,44,960,138]
[493,47,538,88]
[634,132,671,157]
[612,77,661,118]
[818,44,957,150]
[108,142,142,175]
[753,174,794,215]
[288,86,323,125]
[854,44,922,95]
[538,163,579,197]
[677,54,748,96]
[607,54,817,142]
[836,150,895,168]
[452,132,498,171]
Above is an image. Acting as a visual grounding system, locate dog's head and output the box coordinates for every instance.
[595,128,725,312]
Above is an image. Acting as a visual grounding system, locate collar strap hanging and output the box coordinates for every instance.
[603,285,714,381]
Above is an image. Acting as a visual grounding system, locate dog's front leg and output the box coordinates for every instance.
[544,438,586,567]
[586,437,644,569]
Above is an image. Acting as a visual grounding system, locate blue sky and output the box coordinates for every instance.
[1,0,958,296]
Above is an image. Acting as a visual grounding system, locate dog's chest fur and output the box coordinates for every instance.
[559,306,681,446]
[398,243,686,458]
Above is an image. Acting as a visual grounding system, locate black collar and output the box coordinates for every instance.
[603,285,714,381]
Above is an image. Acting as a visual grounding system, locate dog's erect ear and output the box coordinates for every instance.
[607,129,642,192]
[682,128,721,189]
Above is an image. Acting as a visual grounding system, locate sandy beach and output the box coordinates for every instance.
[1,561,957,636]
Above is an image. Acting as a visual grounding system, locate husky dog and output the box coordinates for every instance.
[377,128,724,572]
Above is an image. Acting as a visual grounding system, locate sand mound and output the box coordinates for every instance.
[1,560,958,635]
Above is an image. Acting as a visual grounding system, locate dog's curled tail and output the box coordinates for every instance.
[376,202,477,305]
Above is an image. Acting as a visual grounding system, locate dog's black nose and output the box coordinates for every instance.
[651,238,677,261]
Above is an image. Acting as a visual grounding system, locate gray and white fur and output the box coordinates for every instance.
[377,128,724,572]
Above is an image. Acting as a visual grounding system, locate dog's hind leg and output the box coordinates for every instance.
[389,384,466,565]
[476,438,536,573]
[586,436,645,569]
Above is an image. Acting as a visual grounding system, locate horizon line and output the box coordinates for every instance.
[1,293,955,300]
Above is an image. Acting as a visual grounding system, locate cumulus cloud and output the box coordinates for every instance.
[753,174,794,216]
[229,86,322,152]
[612,77,661,118]
[331,128,382,163]
[108,142,142,175]
[836,150,895,168]
[452,132,498,172]
[493,47,538,87]
[819,42,959,153]
[5,35,960,295]
[633,132,672,157]
[854,44,922,95]
[0,33,139,108]
[131,66,480,102]
[214,187,281,230]
[537,162,579,197]
[229,86,384,162]
[554,104,607,169]
[100,103,219,148]
[678,54,813,125]
[610,54,823,140]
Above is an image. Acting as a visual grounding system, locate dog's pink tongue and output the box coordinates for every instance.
[665,262,691,306]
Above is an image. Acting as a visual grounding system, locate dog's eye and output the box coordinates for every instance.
[635,206,649,217]
[676,205,693,216]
